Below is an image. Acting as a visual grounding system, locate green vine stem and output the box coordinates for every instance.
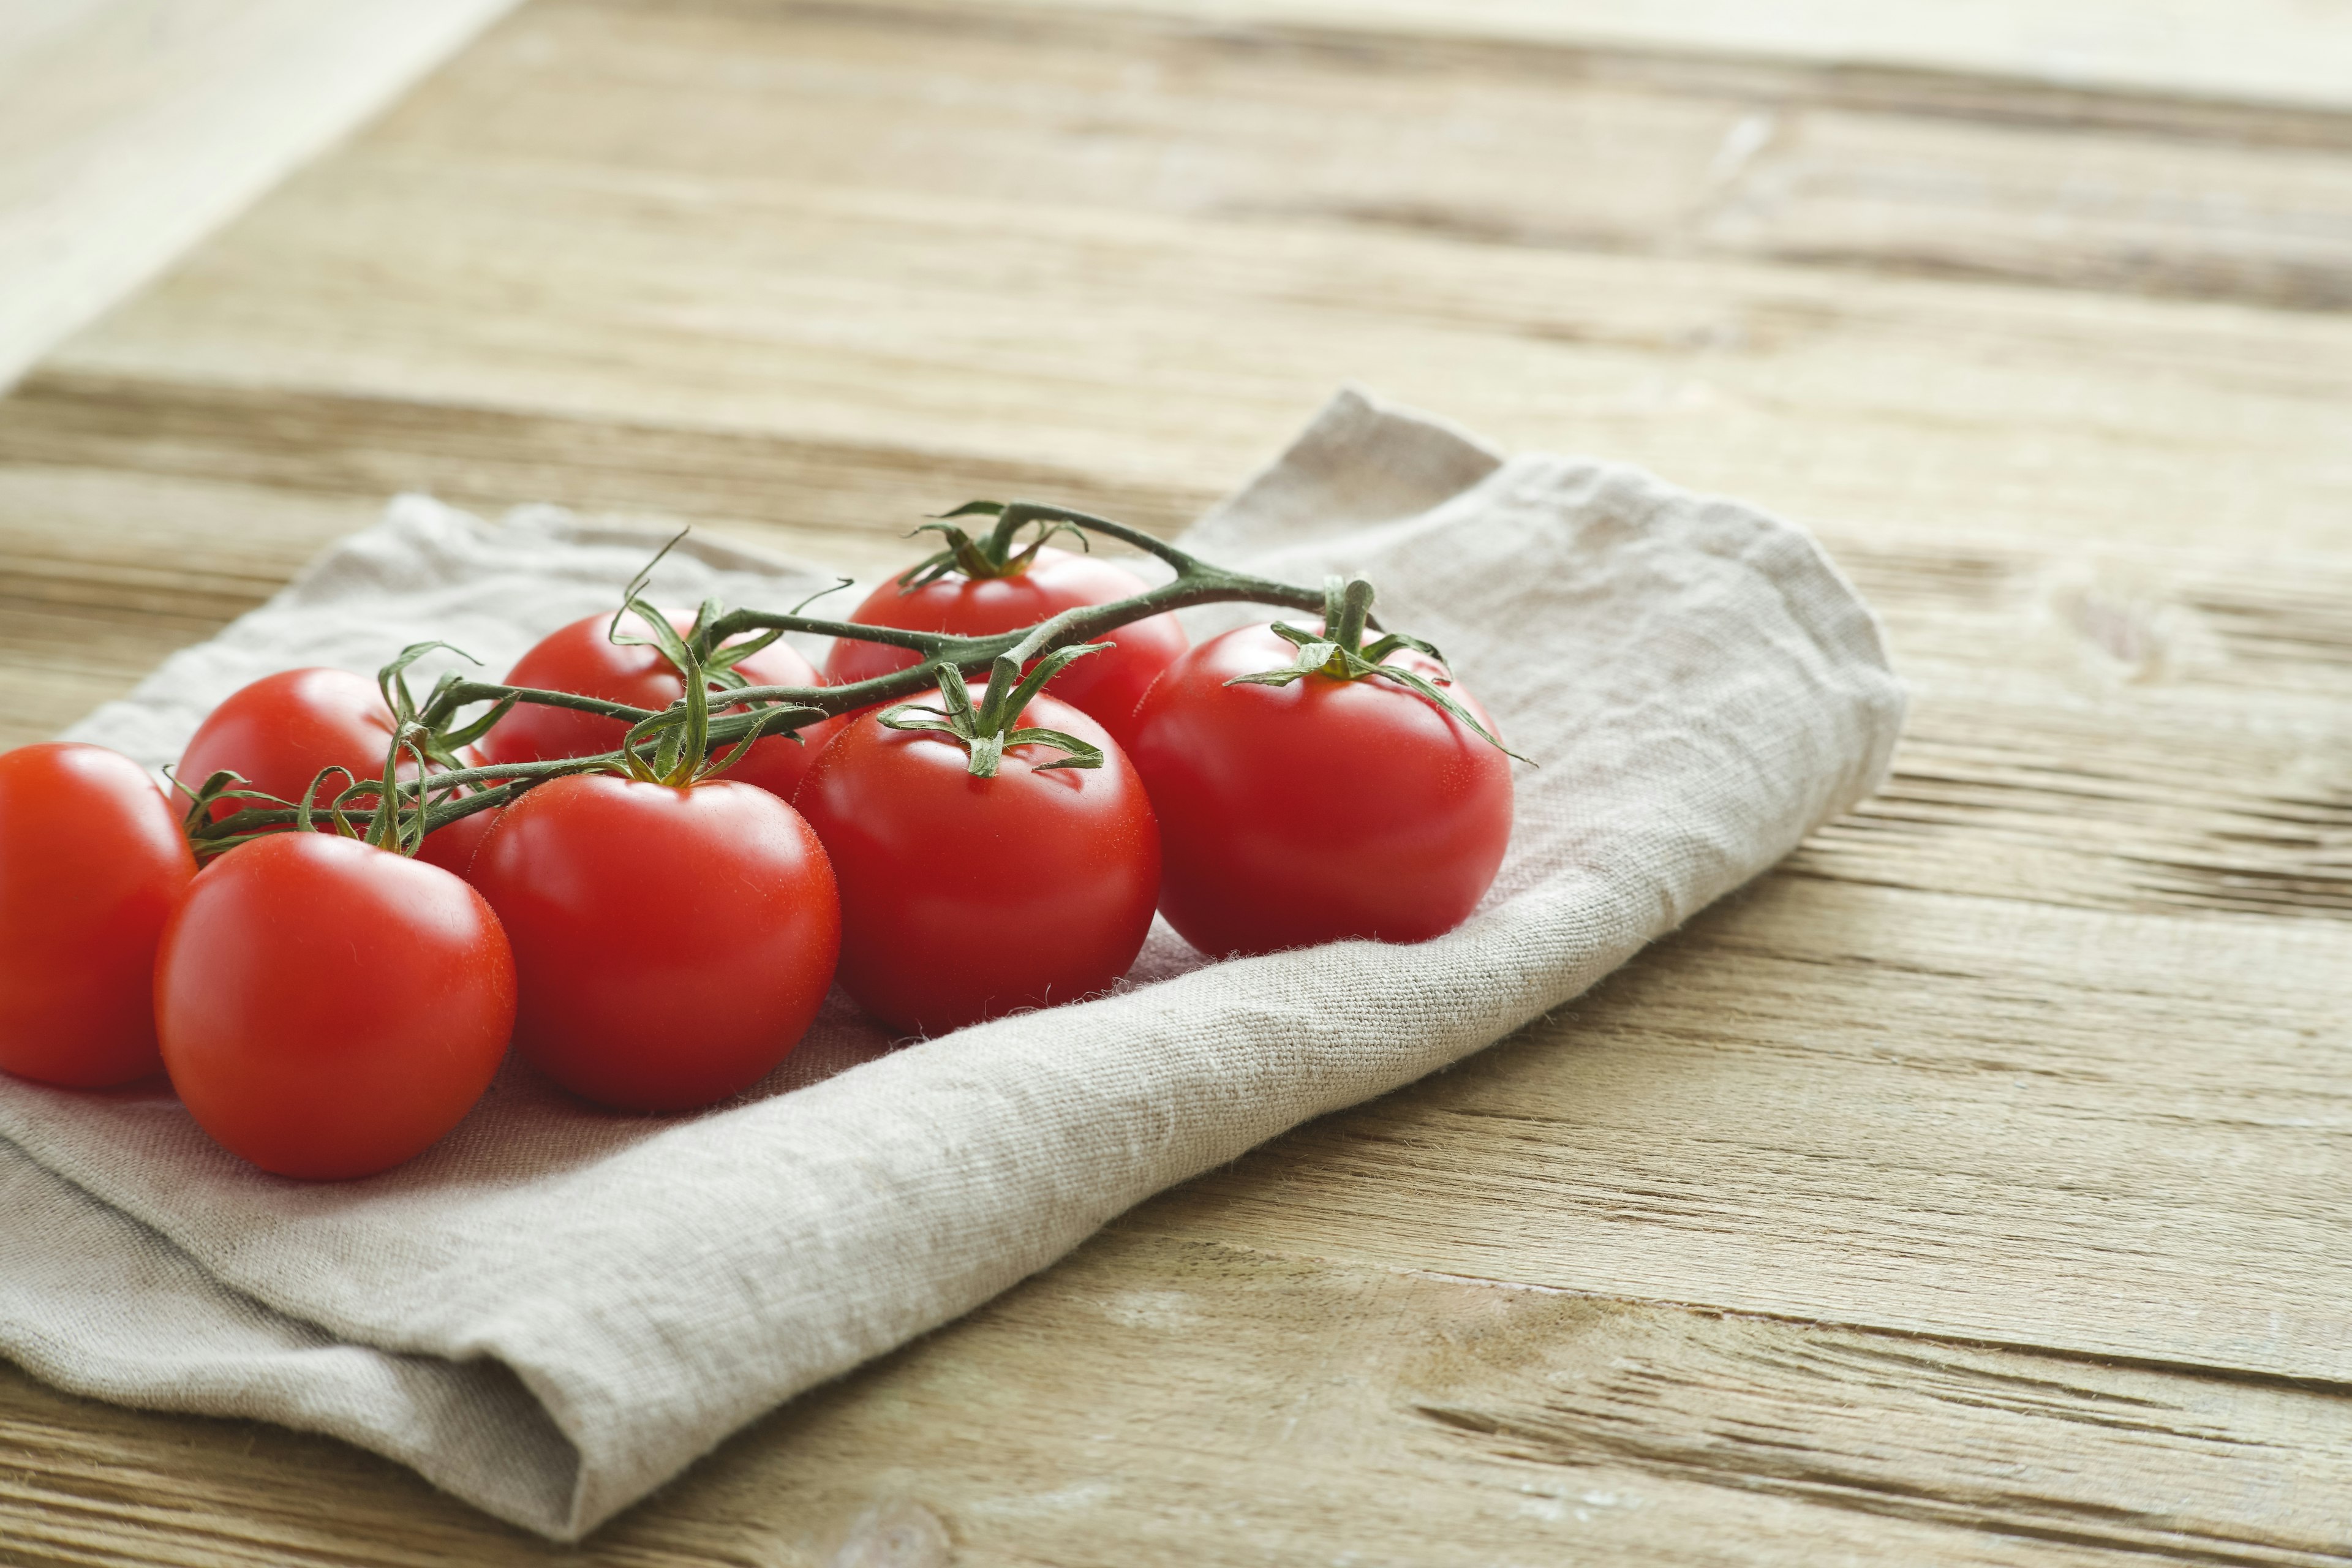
[183,500,1501,856]
[891,499,1092,590]
[875,643,1108,777]
[1229,576,1528,761]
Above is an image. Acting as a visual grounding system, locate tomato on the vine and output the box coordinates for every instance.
[469,774,839,1112]
[178,667,395,820]
[0,743,196,1087]
[825,546,1185,750]
[174,666,489,872]
[793,679,1159,1036]
[478,608,837,802]
[154,833,514,1179]
[1125,617,1513,957]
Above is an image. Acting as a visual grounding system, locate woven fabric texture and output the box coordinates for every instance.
[0,390,1904,1538]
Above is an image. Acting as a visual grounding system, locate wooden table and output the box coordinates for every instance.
[6,2,2351,1562]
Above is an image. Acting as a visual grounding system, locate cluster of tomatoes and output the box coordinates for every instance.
[0,516,1513,1182]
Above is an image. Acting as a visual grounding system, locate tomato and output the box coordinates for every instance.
[793,685,1159,1036]
[478,608,837,801]
[1125,626,1512,956]
[823,547,1185,749]
[153,834,514,1179]
[173,666,491,866]
[0,744,196,1087]
[469,774,839,1112]
[177,667,395,820]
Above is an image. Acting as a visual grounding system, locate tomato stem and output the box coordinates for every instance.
[873,644,1108,778]
[892,500,1092,591]
[1224,576,1529,761]
[187,499,1514,854]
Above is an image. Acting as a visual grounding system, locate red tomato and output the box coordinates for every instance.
[478,608,837,801]
[177,668,394,821]
[1125,627,1512,956]
[154,834,514,1179]
[0,744,196,1087]
[823,548,1185,749]
[173,666,488,866]
[469,774,839,1112]
[793,686,1159,1036]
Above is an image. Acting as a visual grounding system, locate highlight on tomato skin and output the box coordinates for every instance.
[478,606,841,803]
[153,833,515,1182]
[823,548,1188,752]
[1125,625,1514,959]
[176,667,397,824]
[0,742,197,1088]
[791,685,1161,1038]
[467,772,841,1114]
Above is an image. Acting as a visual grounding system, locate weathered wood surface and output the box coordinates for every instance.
[3,1,2351,1563]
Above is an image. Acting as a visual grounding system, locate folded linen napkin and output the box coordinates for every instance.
[0,389,1903,1539]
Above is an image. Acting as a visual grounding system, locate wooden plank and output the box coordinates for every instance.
[37,119,2352,561]
[10,0,2351,411]
[1138,875,2352,1380]
[1705,106,2352,311]
[0,371,1208,552]
[0,0,521,393]
[1800,532,2352,924]
[9,1232,2352,1566]
[0,462,383,750]
[388,0,2352,313]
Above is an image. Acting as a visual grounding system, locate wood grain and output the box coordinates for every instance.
[1143,876,2352,1381]
[389,1,2352,312]
[11,1232,2352,1566]
[45,88,2352,558]
[2,0,2351,1561]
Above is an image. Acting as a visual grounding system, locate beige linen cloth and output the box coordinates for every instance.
[0,390,1902,1539]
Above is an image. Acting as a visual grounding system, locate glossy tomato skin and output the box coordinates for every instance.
[177,668,395,822]
[793,688,1159,1036]
[1125,626,1513,957]
[173,667,489,869]
[478,608,837,802]
[470,775,839,1112]
[823,548,1186,750]
[154,834,514,1180]
[0,744,196,1087]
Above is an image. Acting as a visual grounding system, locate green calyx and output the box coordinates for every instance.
[876,644,1106,778]
[894,499,1090,593]
[1229,576,1528,762]
[606,579,825,790]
